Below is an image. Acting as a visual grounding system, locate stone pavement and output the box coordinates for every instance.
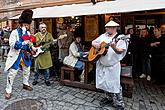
[0,61,165,110]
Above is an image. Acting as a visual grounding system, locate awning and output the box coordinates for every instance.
[10,15,20,20]
[110,0,165,13]
[10,0,165,19]
[0,16,8,22]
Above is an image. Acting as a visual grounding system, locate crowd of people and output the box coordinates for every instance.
[123,25,165,85]
[1,9,165,110]
[0,26,11,61]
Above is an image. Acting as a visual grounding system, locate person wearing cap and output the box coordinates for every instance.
[92,20,128,110]
[4,9,35,99]
[63,27,88,82]
[58,24,74,63]
[32,22,54,86]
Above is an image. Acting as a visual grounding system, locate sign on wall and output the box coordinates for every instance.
[43,18,52,34]
[85,15,99,41]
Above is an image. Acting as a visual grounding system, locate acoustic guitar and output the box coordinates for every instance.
[88,35,130,62]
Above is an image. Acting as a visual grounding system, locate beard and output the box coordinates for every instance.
[41,29,47,34]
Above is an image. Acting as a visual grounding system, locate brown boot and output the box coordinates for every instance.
[5,92,12,100]
[23,84,33,91]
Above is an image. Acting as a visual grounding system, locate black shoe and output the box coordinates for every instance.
[23,84,33,91]
[32,81,38,85]
[99,98,113,106]
[45,81,51,86]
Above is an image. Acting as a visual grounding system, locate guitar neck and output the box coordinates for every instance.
[42,39,57,48]
[42,41,53,47]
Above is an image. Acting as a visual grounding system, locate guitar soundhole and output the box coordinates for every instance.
[95,49,100,54]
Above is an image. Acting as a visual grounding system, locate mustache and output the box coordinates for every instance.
[107,32,112,35]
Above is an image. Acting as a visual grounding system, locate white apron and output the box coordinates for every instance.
[94,33,128,93]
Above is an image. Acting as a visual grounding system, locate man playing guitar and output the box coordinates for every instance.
[92,20,128,110]
[32,22,54,86]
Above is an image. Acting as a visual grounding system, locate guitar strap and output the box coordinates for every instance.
[42,33,50,51]
[35,32,48,48]
[112,33,120,43]
[112,33,129,49]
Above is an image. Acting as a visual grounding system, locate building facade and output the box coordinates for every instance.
[0,0,108,18]
[0,0,165,40]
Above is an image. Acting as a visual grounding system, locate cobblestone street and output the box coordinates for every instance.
[0,61,165,110]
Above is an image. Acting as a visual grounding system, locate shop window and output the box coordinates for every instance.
[56,17,83,36]
[105,14,120,24]
[125,17,133,34]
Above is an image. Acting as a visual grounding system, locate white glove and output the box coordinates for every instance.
[22,40,30,45]
[22,27,27,35]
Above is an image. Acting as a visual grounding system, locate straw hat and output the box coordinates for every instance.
[105,20,119,27]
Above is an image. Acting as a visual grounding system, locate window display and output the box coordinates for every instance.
[56,17,82,34]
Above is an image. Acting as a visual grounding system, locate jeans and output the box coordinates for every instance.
[141,57,151,75]
[75,60,84,70]
[34,66,50,81]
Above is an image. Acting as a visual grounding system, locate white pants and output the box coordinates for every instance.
[6,66,31,93]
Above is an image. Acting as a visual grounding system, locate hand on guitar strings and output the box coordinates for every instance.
[110,42,116,49]
[110,42,124,54]
[93,43,100,49]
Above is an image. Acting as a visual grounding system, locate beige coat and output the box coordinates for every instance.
[58,31,73,49]
[63,42,80,67]
[4,29,30,71]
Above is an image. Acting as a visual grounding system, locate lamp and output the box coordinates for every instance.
[16,0,23,6]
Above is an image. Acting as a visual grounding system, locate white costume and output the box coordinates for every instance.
[94,32,128,93]
[5,29,31,94]
[93,20,128,109]
[4,9,33,100]
[5,30,30,71]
